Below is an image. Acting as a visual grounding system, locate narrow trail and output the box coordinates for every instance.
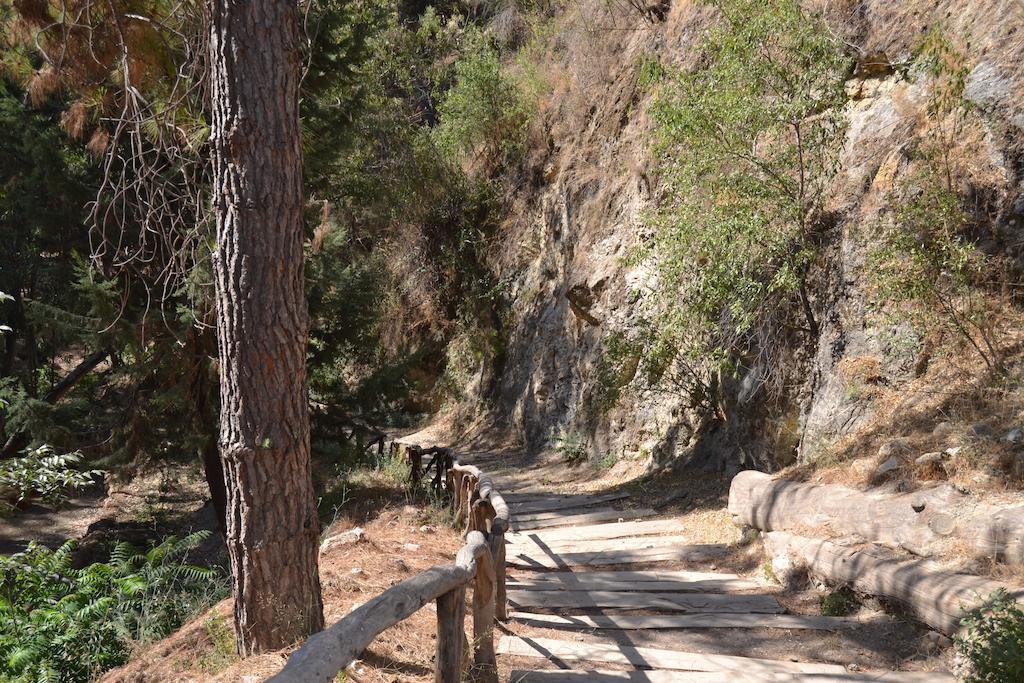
[473,459,956,683]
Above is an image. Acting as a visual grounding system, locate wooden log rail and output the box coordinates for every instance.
[729,470,1024,564]
[311,405,386,457]
[764,531,1024,635]
[269,442,509,683]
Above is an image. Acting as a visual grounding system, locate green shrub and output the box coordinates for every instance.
[636,0,847,402]
[761,558,777,585]
[0,531,226,682]
[0,445,102,513]
[819,586,859,616]
[198,612,238,674]
[868,28,1000,371]
[956,589,1024,682]
[433,22,535,167]
[553,431,587,466]
[598,451,620,470]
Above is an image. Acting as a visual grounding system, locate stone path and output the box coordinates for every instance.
[492,487,956,683]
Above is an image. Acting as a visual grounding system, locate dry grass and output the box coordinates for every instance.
[785,310,1024,494]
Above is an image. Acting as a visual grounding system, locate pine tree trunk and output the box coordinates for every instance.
[208,0,324,654]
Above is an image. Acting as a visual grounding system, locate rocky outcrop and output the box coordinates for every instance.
[483,0,1024,473]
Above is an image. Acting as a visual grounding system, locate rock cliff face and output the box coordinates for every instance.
[482,1,1024,474]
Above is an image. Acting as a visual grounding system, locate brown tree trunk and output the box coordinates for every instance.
[189,329,227,539]
[208,0,324,654]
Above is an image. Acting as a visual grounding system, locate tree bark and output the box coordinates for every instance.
[208,0,324,654]
[189,330,227,538]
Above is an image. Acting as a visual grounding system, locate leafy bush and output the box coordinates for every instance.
[0,445,102,513]
[553,431,587,466]
[956,590,1024,682]
[598,451,620,470]
[635,0,847,402]
[819,586,858,616]
[0,531,226,682]
[433,20,536,168]
[868,28,1001,371]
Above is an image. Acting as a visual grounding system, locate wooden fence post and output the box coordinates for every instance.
[410,446,423,488]
[472,550,498,682]
[490,528,507,621]
[435,585,465,683]
[463,476,479,538]
[452,469,466,524]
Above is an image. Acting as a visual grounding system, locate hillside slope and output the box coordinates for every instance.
[466,0,1024,490]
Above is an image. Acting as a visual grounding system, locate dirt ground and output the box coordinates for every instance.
[0,460,224,565]
[101,501,465,683]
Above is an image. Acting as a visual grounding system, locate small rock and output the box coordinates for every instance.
[419,524,437,533]
[970,423,996,439]
[319,526,365,553]
[402,542,420,552]
[1005,427,1023,444]
[875,455,900,476]
[923,630,953,651]
[932,422,955,440]
[862,597,884,612]
[350,567,364,575]
[945,446,963,457]
[915,452,945,466]
[878,440,909,459]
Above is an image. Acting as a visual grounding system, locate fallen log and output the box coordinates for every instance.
[763,531,1024,634]
[729,470,1024,564]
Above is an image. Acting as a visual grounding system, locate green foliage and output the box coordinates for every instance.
[592,332,642,414]
[868,28,1000,370]
[553,431,587,466]
[868,164,997,367]
[819,586,858,616]
[636,53,666,88]
[306,225,412,417]
[0,80,97,415]
[433,19,536,168]
[300,2,510,415]
[0,445,102,512]
[635,0,847,402]
[598,451,620,470]
[955,590,1024,682]
[0,532,226,683]
[197,612,238,674]
[761,558,777,585]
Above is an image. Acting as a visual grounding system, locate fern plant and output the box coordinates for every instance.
[0,531,225,682]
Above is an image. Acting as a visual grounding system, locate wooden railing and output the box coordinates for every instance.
[268,441,509,683]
